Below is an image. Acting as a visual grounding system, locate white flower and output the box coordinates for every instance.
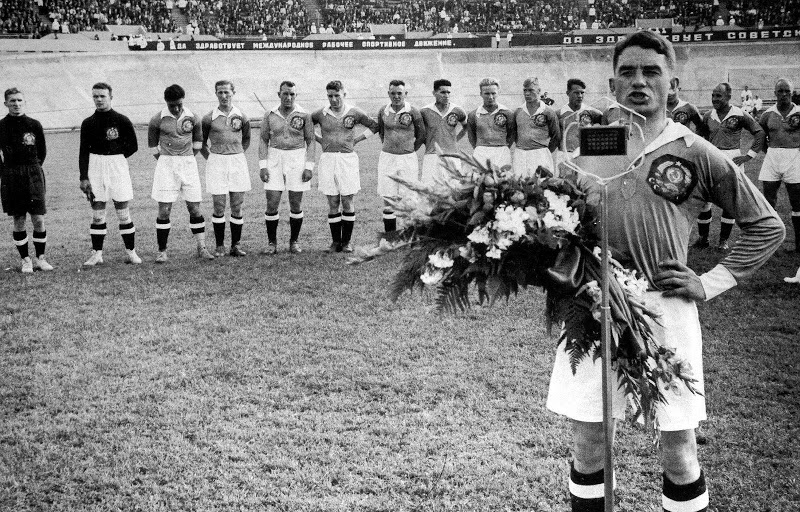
[486,246,503,259]
[428,251,454,269]
[458,244,477,263]
[495,234,513,250]
[467,225,491,245]
[542,190,580,233]
[420,268,445,285]
[493,204,529,238]
[613,267,649,297]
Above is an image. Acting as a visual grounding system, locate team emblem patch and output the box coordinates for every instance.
[787,113,800,130]
[106,127,119,141]
[673,111,689,125]
[723,116,741,130]
[229,115,243,132]
[647,155,698,204]
[494,113,507,128]
[579,112,594,126]
[446,113,459,127]
[532,113,548,127]
[398,112,413,127]
[342,115,356,129]
[289,115,305,131]
[180,118,195,134]
[22,132,36,146]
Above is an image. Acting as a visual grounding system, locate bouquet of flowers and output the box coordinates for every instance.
[349,150,701,428]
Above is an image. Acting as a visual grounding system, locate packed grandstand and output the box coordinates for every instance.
[1,0,799,38]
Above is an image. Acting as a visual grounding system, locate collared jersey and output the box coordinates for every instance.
[261,104,314,151]
[467,104,515,148]
[311,104,377,154]
[377,102,425,155]
[701,105,764,152]
[420,102,467,155]
[201,106,251,155]
[558,104,603,151]
[759,104,800,149]
[79,108,138,180]
[0,114,46,167]
[514,102,561,150]
[573,120,783,288]
[148,107,202,156]
[666,99,703,133]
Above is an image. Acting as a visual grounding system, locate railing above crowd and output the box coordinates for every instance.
[1,0,799,39]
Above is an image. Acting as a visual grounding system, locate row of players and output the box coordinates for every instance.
[1,74,798,272]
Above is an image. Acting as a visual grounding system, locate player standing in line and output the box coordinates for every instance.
[148,84,215,263]
[555,78,603,174]
[512,77,560,178]
[258,80,315,255]
[419,79,468,185]
[311,80,378,253]
[548,30,783,512]
[376,79,425,233]
[758,78,800,253]
[0,88,53,273]
[201,79,251,257]
[695,83,765,250]
[79,82,141,266]
[466,78,515,169]
[666,78,704,134]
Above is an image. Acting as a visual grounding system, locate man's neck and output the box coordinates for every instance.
[435,101,449,113]
[96,107,112,113]
[715,104,731,118]
[482,104,498,113]
[640,111,668,148]
[279,105,294,116]
[525,99,540,112]
[568,102,581,112]
[8,112,23,117]
[390,102,405,112]
[218,104,232,114]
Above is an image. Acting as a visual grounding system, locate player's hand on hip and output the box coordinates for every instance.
[79,179,91,194]
[259,168,269,183]
[301,168,312,182]
[732,155,751,166]
[654,259,706,301]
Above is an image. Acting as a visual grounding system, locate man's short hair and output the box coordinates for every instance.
[92,82,113,94]
[164,84,185,102]
[279,80,296,90]
[4,87,21,100]
[718,82,732,96]
[566,78,586,92]
[326,80,344,92]
[479,77,500,90]
[433,79,451,91]
[523,77,540,90]
[389,79,405,88]
[215,79,235,92]
[612,30,676,71]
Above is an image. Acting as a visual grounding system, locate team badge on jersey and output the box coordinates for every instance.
[342,115,356,129]
[579,112,594,126]
[289,115,305,131]
[229,115,243,132]
[22,132,36,146]
[179,118,195,134]
[788,113,800,130]
[494,113,508,128]
[647,155,697,204]
[723,116,742,130]
[673,111,689,125]
[446,113,459,127]
[398,112,413,127]
[532,113,548,127]
[106,127,119,140]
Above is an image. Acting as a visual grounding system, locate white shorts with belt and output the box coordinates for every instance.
[88,153,133,203]
[546,292,707,431]
[264,147,310,192]
[472,145,511,169]
[759,147,800,184]
[377,151,419,198]
[512,147,554,178]
[421,154,463,186]
[318,152,360,196]
[205,153,251,194]
[151,155,202,203]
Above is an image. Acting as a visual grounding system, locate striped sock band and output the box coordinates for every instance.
[212,215,225,247]
[719,214,734,242]
[328,212,342,244]
[289,211,303,243]
[341,211,355,245]
[119,222,136,250]
[382,208,397,233]
[265,211,279,244]
[89,222,107,251]
[32,230,46,257]
[696,208,712,239]
[156,218,171,251]
[230,215,243,246]
[189,215,206,235]
[569,463,613,512]
[662,471,709,512]
[13,231,29,259]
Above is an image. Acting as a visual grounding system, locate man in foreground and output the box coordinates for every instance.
[547,31,784,512]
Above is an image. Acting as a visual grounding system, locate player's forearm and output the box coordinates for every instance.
[719,214,785,287]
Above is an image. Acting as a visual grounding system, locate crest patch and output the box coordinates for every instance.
[180,118,195,134]
[723,116,741,130]
[342,115,356,129]
[494,112,507,128]
[532,113,548,127]
[446,113,459,127]
[787,113,800,130]
[579,112,594,126]
[673,111,689,125]
[106,127,119,141]
[289,115,305,131]
[229,115,243,132]
[398,112,413,127]
[647,155,698,204]
[22,132,36,146]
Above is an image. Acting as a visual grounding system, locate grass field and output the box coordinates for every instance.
[1,126,798,511]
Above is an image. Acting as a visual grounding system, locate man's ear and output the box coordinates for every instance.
[669,77,680,94]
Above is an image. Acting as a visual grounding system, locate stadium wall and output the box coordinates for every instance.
[2,41,798,130]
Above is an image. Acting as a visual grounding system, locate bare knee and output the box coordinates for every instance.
[571,420,608,474]
[30,215,45,232]
[229,192,245,217]
[661,429,700,485]
[186,202,201,218]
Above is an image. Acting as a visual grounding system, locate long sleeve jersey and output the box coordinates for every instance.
[311,104,378,154]
[377,102,425,155]
[201,106,251,155]
[666,99,704,135]
[148,107,203,156]
[79,109,137,180]
[513,102,561,151]
[0,114,46,167]
[466,104,516,148]
[420,103,467,155]
[701,105,765,156]
[758,104,800,149]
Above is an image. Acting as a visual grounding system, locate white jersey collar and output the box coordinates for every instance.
[710,105,743,124]
[477,103,507,116]
[161,106,195,120]
[520,102,546,116]
[384,101,411,115]
[270,103,306,118]
[643,119,696,155]
[423,102,457,117]
[212,105,243,120]
[323,104,352,117]
[764,103,800,118]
